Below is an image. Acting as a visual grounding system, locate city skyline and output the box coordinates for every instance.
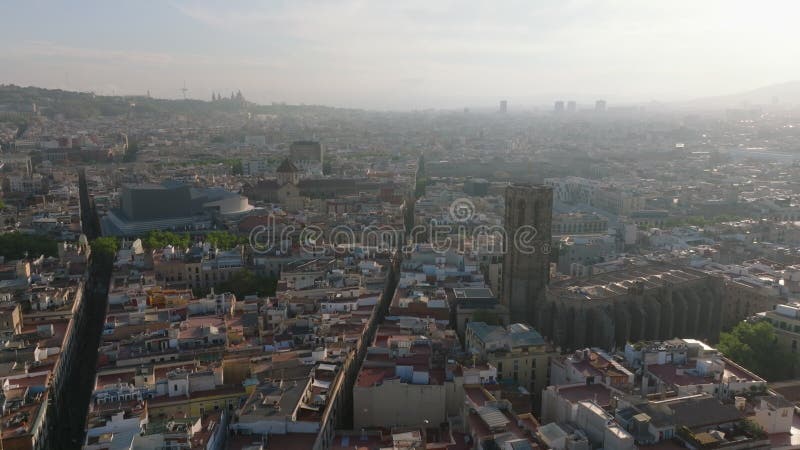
[3,0,800,109]
[5,3,800,448]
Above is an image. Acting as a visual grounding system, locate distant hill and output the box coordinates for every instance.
[683,81,800,109]
[0,84,354,120]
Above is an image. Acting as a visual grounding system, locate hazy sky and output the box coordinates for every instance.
[2,0,799,109]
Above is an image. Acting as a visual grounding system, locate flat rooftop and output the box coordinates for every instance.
[453,287,494,299]
[555,383,612,408]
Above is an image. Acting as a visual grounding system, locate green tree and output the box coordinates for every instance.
[664,214,741,229]
[740,419,767,439]
[122,139,140,163]
[718,321,798,381]
[218,270,277,299]
[415,177,427,198]
[0,232,58,259]
[229,159,243,175]
[206,231,243,250]
[142,230,191,250]
[91,237,119,260]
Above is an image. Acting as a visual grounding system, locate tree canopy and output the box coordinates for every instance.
[122,139,140,163]
[217,270,277,299]
[414,177,427,198]
[142,230,191,250]
[229,159,243,175]
[206,231,244,250]
[717,320,798,381]
[91,237,119,260]
[0,232,58,259]
[663,214,741,228]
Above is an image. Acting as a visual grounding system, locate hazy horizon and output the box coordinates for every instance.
[3,0,800,110]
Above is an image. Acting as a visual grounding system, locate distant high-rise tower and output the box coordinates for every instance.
[499,100,508,113]
[554,101,565,113]
[567,101,577,112]
[502,184,553,329]
[595,100,607,112]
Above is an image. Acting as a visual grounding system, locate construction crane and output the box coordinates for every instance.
[180,81,188,100]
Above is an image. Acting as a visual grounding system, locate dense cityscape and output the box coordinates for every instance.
[4,2,800,449]
[2,82,800,450]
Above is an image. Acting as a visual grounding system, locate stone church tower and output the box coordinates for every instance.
[502,184,553,330]
[276,158,301,186]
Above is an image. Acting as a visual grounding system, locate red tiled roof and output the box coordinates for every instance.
[647,363,712,387]
[356,367,396,388]
[555,383,612,408]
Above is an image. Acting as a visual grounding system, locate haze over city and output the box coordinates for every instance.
[3,0,800,109]
[8,2,800,450]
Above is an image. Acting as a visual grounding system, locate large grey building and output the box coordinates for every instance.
[543,264,726,351]
[120,182,194,221]
[502,184,553,330]
[104,182,252,236]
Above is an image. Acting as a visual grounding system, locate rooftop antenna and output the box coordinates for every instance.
[181,81,188,100]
